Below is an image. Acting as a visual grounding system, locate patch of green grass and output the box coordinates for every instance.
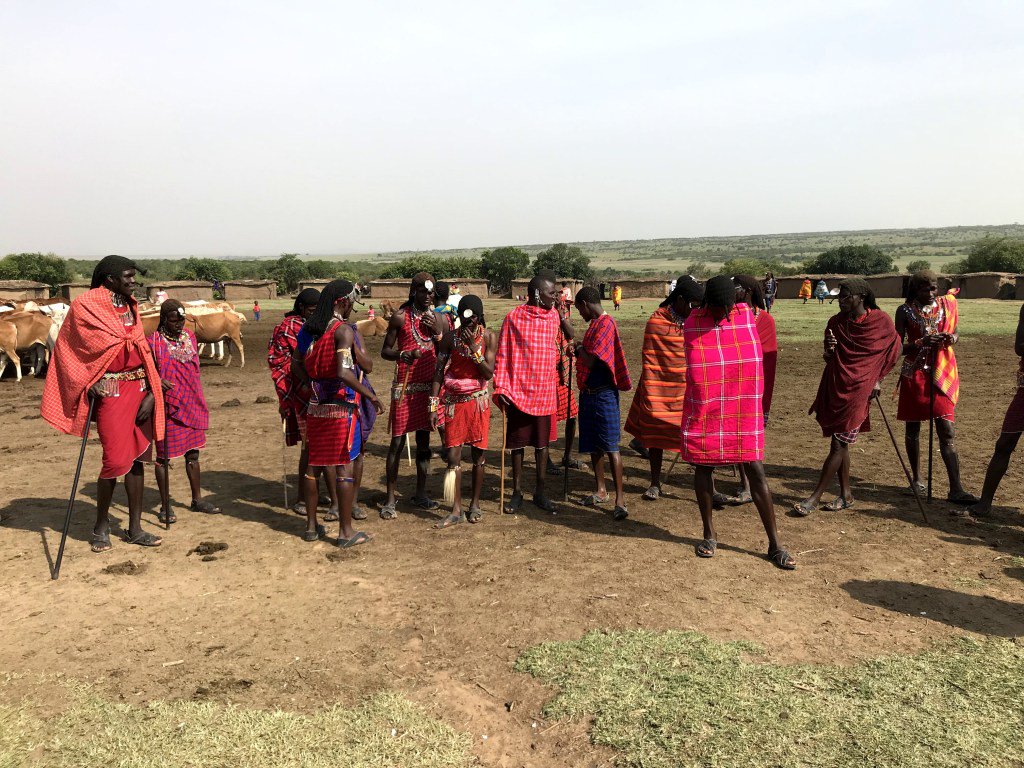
[516,630,1024,768]
[0,683,472,768]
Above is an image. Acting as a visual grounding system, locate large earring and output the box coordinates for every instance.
[532,289,539,303]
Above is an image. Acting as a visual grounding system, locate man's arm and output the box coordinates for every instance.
[1015,303,1024,358]
[353,329,373,373]
[380,312,406,361]
[334,324,381,411]
[477,328,498,381]
[431,332,453,398]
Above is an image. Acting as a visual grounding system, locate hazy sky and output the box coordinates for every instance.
[2,1,1022,256]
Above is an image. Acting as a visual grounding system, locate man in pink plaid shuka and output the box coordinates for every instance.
[680,276,795,571]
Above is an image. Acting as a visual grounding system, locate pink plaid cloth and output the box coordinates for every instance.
[493,303,560,416]
[680,304,764,465]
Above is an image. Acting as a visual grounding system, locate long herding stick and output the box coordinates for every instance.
[391,364,415,467]
[664,452,681,485]
[927,345,936,502]
[874,395,929,524]
[52,396,97,580]
[280,418,290,510]
[563,339,575,501]
[500,404,507,512]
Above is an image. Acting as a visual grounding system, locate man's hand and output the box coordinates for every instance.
[136,392,155,424]
[823,328,837,360]
[160,378,174,392]
[88,382,105,399]
[420,312,439,335]
[494,394,509,412]
[369,394,384,415]
[430,410,439,430]
[870,382,882,400]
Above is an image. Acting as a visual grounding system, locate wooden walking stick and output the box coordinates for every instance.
[500,402,508,511]
[874,394,929,524]
[392,363,415,467]
[52,396,97,580]
[563,344,575,501]
[280,418,290,510]
[927,345,936,502]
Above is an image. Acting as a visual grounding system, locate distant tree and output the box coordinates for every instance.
[0,252,73,287]
[720,257,785,277]
[480,246,530,293]
[533,243,593,280]
[803,245,894,275]
[174,257,232,283]
[263,253,310,294]
[949,237,1024,274]
[305,259,340,279]
[376,256,482,281]
[684,260,712,279]
[905,259,932,274]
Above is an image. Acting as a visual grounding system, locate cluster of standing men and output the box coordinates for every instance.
[39,259,1024,570]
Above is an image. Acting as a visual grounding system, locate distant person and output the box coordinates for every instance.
[560,281,573,307]
[814,279,828,304]
[253,300,261,321]
[795,278,901,516]
[366,306,376,321]
[968,302,1024,518]
[763,272,777,313]
[448,283,462,309]
[574,287,632,520]
[799,278,813,304]
[680,276,795,570]
[895,272,975,505]
[625,276,703,499]
[155,290,169,304]
[546,290,582,476]
[149,300,218,523]
[612,284,622,311]
[433,282,456,319]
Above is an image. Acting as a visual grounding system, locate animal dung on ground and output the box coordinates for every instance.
[188,541,229,557]
[102,560,147,576]
[221,399,242,408]
[254,394,274,404]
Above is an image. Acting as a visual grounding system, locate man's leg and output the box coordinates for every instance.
[591,450,607,499]
[124,460,153,541]
[352,453,365,514]
[936,419,971,498]
[506,448,525,512]
[184,450,202,504]
[337,462,364,542]
[469,446,485,511]
[797,437,847,510]
[302,466,323,537]
[384,434,405,508]
[747,461,795,567]
[693,465,717,555]
[154,459,171,518]
[904,421,922,485]
[442,445,463,523]
[969,432,1021,515]
[533,445,550,499]
[562,417,577,467]
[608,451,625,509]
[836,439,853,503]
[648,447,663,490]
[414,429,432,501]
[94,476,116,545]
[294,442,310,511]
[323,466,339,515]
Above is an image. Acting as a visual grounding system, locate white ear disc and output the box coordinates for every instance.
[176,307,185,317]
[424,280,434,292]
[462,308,472,318]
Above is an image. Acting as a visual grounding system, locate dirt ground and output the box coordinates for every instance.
[2,300,1023,767]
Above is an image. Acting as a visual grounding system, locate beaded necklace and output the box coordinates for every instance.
[455,327,484,360]
[667,305,687,333]
[407,307,435,350]
[160,330,196,363]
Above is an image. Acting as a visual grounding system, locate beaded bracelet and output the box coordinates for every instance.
[428,396,440,413]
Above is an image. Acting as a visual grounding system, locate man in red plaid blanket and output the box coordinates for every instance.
[493,273,574,513]
[41,255,166,553]
[681,276,795,570]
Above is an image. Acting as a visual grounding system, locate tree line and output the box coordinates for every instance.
[4,237,1024,294]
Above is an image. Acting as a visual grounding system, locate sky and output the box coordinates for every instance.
[1,1,1022,257]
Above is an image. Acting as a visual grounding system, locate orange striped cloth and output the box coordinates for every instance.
[624,306,686,451]
[933,292,960,404]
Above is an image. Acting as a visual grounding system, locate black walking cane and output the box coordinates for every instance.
[52,395,97,580]
[563,342,575,501]
[874,394,929,525]
[927,344,936,502]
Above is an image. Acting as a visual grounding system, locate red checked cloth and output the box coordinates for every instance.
[575,312,632,391]
[492,303,560,416]
[41,287,164,441]
[680,304,763,465]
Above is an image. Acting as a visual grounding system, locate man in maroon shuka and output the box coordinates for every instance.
[379,272,446,519]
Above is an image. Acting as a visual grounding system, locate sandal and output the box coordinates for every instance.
[90,532,112,553]
[157,508,177,525]
[582,493,609,507]
[338,530,373,549]
[822,497,854,512]
[712,492,730,510]
[768,546,797,570]
[351,505,367,521]
[903,481,926,497]
[302,524,327,542]
[434,513,464,529]
[191,499,220,514]
[791,500,817,517]
[323,507,340,522]
[123,530,162,547]
[504,491,523,514]
[410,496,439,511]
[466,506,483,523]
[729,490,752,505]
[292,501,307,516]
[545,461,564,476]
[532,494,557,514]
[949,507,974,519]
[612,506,629,521]
[641,485,661,501]
[695,538,717,558]
[378,503,398,520]
[562,458,586,470]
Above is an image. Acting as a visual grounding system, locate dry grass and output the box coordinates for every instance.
[517,630,1024,768]
[0,681,472,768]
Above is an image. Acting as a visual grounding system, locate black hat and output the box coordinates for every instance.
[661,275,705,307]
[91,255,145,289]
[704,275,736,309]
[455,294,485,328]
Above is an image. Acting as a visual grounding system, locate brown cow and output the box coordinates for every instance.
[0,321,20,381]
[140,307,246,366]
[0,311,53,379]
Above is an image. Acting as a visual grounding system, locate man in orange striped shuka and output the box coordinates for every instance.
[624,276,704,500]
[894,271,976,507]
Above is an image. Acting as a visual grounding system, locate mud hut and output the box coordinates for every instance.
[508,278,583,301]
[145,281,214,303]
[950,272,1017,300]
[0,280,49,302]
[865,273,908,300]
[608,279,671,299]
[56,282,92,301]
[222,280,278,301]
[368,278,489,301]
[775,274,849,299]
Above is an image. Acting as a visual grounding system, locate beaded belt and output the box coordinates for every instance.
[391,382,432,400]
[582,385,613,395]
[442,387,489,406]
[306,401,357,418]
[102,367,146,381]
